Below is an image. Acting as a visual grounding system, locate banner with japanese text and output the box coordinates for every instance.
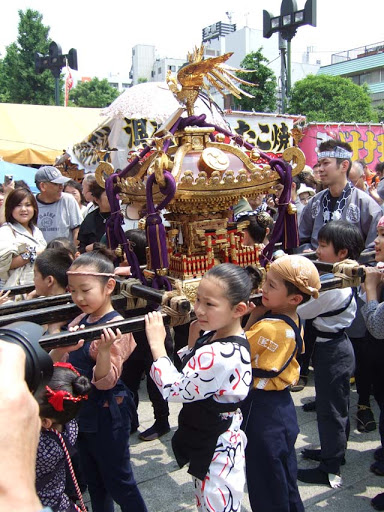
[299,123,384,169]
[225,111,296,157]
[69,111,297,173]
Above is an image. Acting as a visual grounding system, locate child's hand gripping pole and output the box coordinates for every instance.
[145,311,167,360]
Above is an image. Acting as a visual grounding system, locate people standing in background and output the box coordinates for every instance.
[0,188,46,289]
[369,163,384,208]
[358,158,376,186]
[77,180,111,253]
[35,167,82,246]
[297,185,315,209]
[121,228,173,441]
[64,180,88,218]
[81,174,97,217]
[349,160,367,191]
[299,140,382,251]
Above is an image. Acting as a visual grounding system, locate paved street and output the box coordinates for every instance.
[83,371,383,511]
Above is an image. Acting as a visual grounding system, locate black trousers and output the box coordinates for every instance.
[313,335,355,474]
[241,388,304,512]
[350,335,384,447]
[350,335,384,405]
[78,399,147,512]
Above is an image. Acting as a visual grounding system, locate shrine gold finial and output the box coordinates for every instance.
[166,44,257,116]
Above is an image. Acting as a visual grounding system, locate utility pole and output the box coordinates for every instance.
[263,0,316,113]
[279,35,287,114]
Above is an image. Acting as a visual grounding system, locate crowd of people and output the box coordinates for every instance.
[1,140,384,512]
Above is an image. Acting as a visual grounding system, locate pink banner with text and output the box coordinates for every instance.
[299,123,384,169]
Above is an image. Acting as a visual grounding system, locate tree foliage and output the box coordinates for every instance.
[375,102,384,123]
[69,78,120,108]
[0,9,56,104]
[234,50,277,113]
[287,74,377,122]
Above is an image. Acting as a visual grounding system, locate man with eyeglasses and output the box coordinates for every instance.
[35,166,82,245]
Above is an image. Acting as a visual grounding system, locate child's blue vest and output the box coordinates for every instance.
[68,310,133,433]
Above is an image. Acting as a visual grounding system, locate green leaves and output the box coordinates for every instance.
[69,78,120,108]
[0,9,56,105]
[234,49,277,113]
[287,74,377,123]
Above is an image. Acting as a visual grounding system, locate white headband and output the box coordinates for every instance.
[317,147,353,160]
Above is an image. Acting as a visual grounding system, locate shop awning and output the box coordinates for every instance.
[0,103,103,165]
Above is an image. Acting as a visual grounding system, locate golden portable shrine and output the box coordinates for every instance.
[0,44,313,354]
[95,45,305,300]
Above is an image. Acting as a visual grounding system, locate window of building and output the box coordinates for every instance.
[110,83,118,89]
[361,70,381,84]
[122,83,130,89]
[158,67,162,74]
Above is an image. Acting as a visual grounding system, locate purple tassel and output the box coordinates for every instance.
[260,159,299,266]
[104,110,299,284]
[145,171,176,290]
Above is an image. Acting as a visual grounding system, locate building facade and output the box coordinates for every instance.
[151,57,187,82]
[317,41,384,107]
[130,45,156,85]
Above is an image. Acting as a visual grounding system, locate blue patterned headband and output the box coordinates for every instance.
[317,147,353,160]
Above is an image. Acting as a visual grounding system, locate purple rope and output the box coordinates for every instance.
[145,171,176,290]
[104,110,298,286]
[105,144,152,284]
[260,159,299,266]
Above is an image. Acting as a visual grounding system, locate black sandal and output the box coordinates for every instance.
[356,405,376,433]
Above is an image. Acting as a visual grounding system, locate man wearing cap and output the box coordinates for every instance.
[35,166,83,245]
[299,139,382,250]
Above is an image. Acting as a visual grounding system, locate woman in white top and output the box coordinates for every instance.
[0,188,46,288]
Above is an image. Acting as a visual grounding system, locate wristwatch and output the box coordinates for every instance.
[20,246,37,264]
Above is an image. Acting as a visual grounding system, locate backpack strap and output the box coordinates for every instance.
[252,312,303,379]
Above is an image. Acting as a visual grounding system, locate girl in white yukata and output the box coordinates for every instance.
[145,263,261,512]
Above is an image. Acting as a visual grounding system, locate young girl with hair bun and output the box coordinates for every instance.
[49,247,147,512]
[36,362,91,512]
[145,263,261,511]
